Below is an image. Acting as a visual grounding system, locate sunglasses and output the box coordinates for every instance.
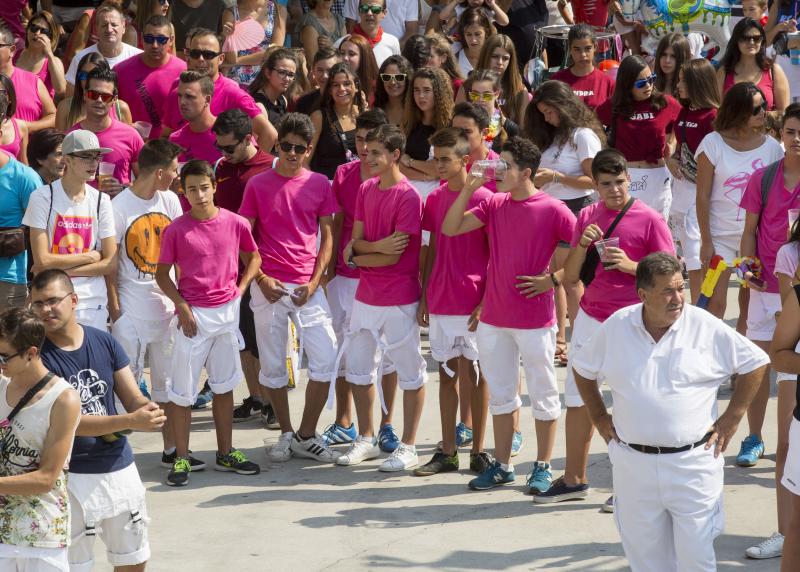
[358,4,384,14]
[143,34,170,45]
[0,351,21,366]
[85,89,115,103]
[739,34,763,44]
[77,70,89,82]
[752,100,768,115]
[633,73,657,89]
[187,49,221,60]
[279,141,308,154]
[380,73,406,83]
[159,0,169,4]
[28,24,51,38]
[272,68,296,79]
[468,91,495,102]
[215,138,243,154]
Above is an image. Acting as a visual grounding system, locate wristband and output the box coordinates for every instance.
[550,272,560,287]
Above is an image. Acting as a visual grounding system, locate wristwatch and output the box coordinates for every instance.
[347,253,358,269]
[550,272,561,287]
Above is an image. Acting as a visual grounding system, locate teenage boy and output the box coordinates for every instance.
[538,148,674,505]
[450,102,500,193]
[295,47,340,116]
[107,139,197,472]
[156,159,262,487]
[336,124,427,471]
[32,269,165,572]
[239,112,342,464]
[442,136,576,492]
[414,127,494,477]
[22,130,117,330]
[168,70,221,164]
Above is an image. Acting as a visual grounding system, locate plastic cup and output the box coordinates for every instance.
[97,161,114,188]
[472,159,507,181]
[595,236,620,268]
[133,121,152,139]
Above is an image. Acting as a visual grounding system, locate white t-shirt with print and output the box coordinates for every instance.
[22,180,115,310]
[695,131,783,239]
[112,188,183,321]
[539,127,603,201]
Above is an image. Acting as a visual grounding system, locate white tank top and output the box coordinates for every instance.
[0,375,74,548]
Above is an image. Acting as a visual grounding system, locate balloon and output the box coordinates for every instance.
[598,59,620,79]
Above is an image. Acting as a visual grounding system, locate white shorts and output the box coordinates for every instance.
[710,234,740,264]
[167,297,243,407]
[746,290,782,342]
[627,166,672,222]
[112,314,173,402]
[783,417,800,496]
[0,550,68,572]
[250,282,337,388]
[669,178,702,271]
[476,322,561,420]
[412,180,439,245]
[429,314,478,363]
[75,307,108,332]
[565,309,603,408]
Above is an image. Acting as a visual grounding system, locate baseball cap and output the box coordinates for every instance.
[62,130,112,155]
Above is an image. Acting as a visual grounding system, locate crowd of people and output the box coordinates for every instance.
[1,0,800,570]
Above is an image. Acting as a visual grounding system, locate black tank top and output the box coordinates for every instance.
[310,107,356,180]
[406,123,436,161]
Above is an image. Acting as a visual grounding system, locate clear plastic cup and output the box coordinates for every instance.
[133,121,152,139]
[595,236,620,268]
[98,161,115,188]
[472,159,507,181]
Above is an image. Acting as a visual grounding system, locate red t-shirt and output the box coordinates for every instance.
[570,0,610,27]
[596,96,681,164]
[551,67,615,111]
[214,150,275,214]
[674,106,717,162]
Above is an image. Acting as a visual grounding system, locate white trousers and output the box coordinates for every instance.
[564,309,602,408]
[111,314,173,402]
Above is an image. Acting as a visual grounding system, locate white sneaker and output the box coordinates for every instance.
[379,443,418,472]
[745,532,784,559]
[337,436,380,466]
[290,433,341,462]
[602,494,615,513]
[267,431,294,462]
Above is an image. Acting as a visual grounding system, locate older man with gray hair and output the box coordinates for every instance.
[572,252,770,571]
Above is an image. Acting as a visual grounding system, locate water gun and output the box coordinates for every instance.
[732,256,766,290]
[697,255,728,309]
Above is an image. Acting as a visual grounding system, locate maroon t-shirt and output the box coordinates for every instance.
[596,96,681,164]
[214,150,275,214]
[551,67,614,111]
[674,106,717,161]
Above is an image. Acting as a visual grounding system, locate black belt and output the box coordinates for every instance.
[626,432,713,455]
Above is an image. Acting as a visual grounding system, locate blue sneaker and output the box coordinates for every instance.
[456,422,473,447]
[378,424,400,453]
[468,461,515,490]
[192,383,212,410]
[321,422,357,445]
[511,431,523,457]
[138,378,151,400]
[526,461,553,494]
[736,434,765,467]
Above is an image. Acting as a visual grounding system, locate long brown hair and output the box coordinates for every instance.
[67,52,110,127]
[338,33,378,103]
[611,55,668,118]
[426,32,463,82]
[714,81,765,132]
[403,67,453,134]
[654,33,691,94]
[475,34,527,124]
[525,80,606,151]
[679,58,721,110]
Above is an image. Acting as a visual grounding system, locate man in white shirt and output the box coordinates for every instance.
[344,0,418,45]
[337,0,400,67]
[572,252,770,572]
[65,3,142,94]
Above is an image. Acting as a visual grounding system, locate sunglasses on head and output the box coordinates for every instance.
[633,73,657,89]
[77,70,89,82]
[85,89,115,103]
[752,100,768,115]
[215,138,243,154]
[187,49,221,60]
[468,91,494,102]
[158,0,169,4]
[380,73,406,83]
[143,34,170,45]
[28,24,51,38]
[279,141,308,155]
[358,4,384,14]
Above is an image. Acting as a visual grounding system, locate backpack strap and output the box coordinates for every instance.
[758,160,782,229]
[47,183,54,236]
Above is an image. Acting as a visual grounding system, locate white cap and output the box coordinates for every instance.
[62,130,112,155]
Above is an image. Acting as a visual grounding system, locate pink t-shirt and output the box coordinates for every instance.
[239,167,338,284]
[331,160,374,279]
[158,208,257,308]
[354,177,423,306]
[551,67,615,111]
[422,182,492,315]
[570,200,675,322]
[740,160,800,293]
[115,55,187,139]
[775,241,800,279]
[163,74,262,131]
[67,119,144,186]
[169,123,222,163]
[469,191,576,329]
[9,66,42,122]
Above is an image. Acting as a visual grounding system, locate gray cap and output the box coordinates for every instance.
[62,130,112,155]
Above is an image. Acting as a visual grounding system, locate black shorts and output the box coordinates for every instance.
[558,195,597,247]
[239,288,258,358]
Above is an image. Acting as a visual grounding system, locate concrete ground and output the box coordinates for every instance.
[103,283,782,571]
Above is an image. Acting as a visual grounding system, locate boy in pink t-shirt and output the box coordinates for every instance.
[156,160,262,487]
[239,113,342,465]
[337,124,428,472]
[414,127,494,478]
[442,136,576,494]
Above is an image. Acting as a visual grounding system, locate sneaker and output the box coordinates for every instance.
[233,396,261,423]
[192,382,212,410]
[736,434,765,467]
[413,450,459,476]
[166,457,191,487]
[378,424,400,453]
[533,476,589,503]
[267,431,294,462]
[603,495,615,513]
[215,449,260,475]
[379,443,419,472]
[456,422,473,447]
[336,436,380,466]
[261,403,280,429]
[468,461,515,490]
[321,422,357,445]
[290,433,341,463]
[469,451,495,474]
[161,450,207,471]
[526,461,553,495]
[138,378,151,400]
[511,431,523,457]
[745,532,784,559]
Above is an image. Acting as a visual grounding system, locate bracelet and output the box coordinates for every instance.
[256,274,266,284]
[550,272,561,287]
[553,172,560,184]
[579,240,591,248]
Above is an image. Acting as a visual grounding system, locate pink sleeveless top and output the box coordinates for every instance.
[723,68,775,110]
[9,66,43,122]
[0,118,21,159]
[12,52,54,99]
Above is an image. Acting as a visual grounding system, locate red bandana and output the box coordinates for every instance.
[352,24,383,47]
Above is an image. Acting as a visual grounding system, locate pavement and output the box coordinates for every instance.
[102,283,782,571]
